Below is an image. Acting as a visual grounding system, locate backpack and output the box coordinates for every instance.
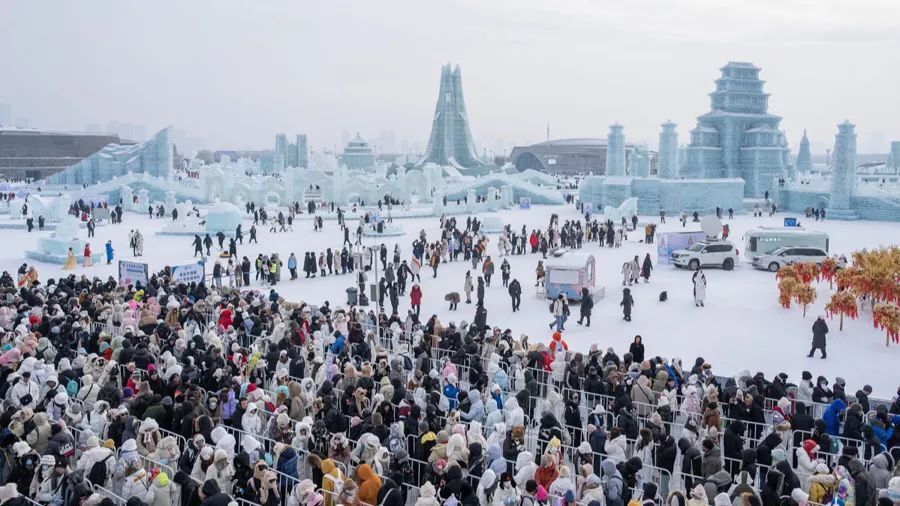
[87,454,113,486]
[659,291,668,302]
[829,437,841,455]
[66,378,80,398]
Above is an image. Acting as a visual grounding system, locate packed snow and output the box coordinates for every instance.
[4,204,898,397]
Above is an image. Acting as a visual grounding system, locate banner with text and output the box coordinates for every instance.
[118,260,149,287]
[656,231,706,265]
[171,262,206,285]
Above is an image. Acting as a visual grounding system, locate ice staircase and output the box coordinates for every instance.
[303,188,324,204]
[443,174,565,205]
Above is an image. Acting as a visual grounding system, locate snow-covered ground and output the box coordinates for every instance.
[4,205,899,397]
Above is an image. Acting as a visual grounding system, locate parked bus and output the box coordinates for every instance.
[742,227,830,256]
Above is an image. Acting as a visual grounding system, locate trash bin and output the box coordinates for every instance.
[346,287,358,306]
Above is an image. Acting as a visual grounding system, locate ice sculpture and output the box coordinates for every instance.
[26,216,101,264]
[46,127,173,186]
[205,202,242,234]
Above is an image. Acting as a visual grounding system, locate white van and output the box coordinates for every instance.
[743,228,829,257]
[752,246,829,272]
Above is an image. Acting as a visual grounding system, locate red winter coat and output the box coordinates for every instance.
[410,287,423,305]
[218,308,233,329]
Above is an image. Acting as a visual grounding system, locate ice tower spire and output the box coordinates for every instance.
[418,63,485,172]
[796,129,812,172]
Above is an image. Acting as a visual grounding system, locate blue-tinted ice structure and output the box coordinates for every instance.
[205,202,242,234]
[25,216,102,264]
[580,62,798,215]
[46,127,173,186]
[776,121,900,221]
[417,63,488,175]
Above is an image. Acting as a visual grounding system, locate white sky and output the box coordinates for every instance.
[1,0,898,155]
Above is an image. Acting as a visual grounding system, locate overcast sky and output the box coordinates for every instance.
[1,0,898,155]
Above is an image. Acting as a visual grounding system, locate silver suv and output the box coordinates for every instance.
[752,246,828,272]
[671,240,737,270]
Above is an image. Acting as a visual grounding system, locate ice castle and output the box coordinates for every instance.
[777,122,900,221]
[579,61,900,221]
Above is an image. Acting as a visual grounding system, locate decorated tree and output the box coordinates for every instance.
[794,262,820,285]
[836,266,863,292]
[794,284,817,317]
[873,302,900,346]
[825,290,858,331]
[851,247,900,305]
[820,257,838,288]
[776,264,799,283]
[778,277,798,309]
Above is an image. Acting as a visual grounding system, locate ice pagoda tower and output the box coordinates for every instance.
[418,63,486,174]
[679,62,789,198]
[827,121,860,220]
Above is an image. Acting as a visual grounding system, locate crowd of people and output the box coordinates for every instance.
[1,195,899,506]
[0,252,899,506]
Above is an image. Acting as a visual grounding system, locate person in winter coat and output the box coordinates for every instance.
[847,458,875,506]
[461,390,485,424]
[509,279,522,312]
[807,463,835,504]
[702,439,722,478]
[601,459,625,506]
[809,315,829,358]
[692,269,706,307]
[103,241,115,264]
[534,454,559,490]
[678,437,703,492]
[621,288,634,321]
[355,463,381,506]
[415,482,441,506]
[823,399,847,436]
[604,427,628,461]
[869,452,893,490]
[464,272,474,303]
[629,335,646,364]
[812,376,833,404]
[795,440,821,489]
[687,484,708,506]
[723,421,745,478]
[578,287,594,326]
[515,451,538,493]
[145,471,173,506]
[75,436,116,487]
[409,284,422,317]
[842,403,865,441]
[641,254,653,282]
[320,458,344,506]
[242,403,263,436]
[120,457,152,503]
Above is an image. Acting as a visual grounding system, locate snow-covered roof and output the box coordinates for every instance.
[546,251,594,269]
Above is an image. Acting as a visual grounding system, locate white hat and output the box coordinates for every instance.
[54,392,68,405]
[85,436,100,449]
[242,435,261,452]
[0,484,20,502]
[121,438,138,452]
[714,493,731,506]
[12,441,31,457]
[791,488,809,504]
